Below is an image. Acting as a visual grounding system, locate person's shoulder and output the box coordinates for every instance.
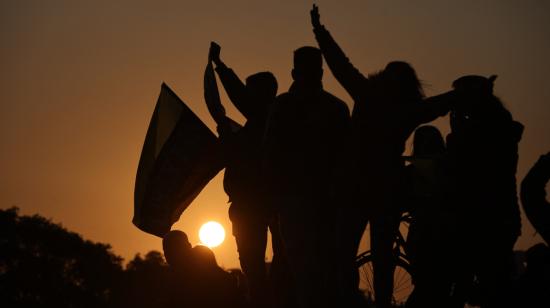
[322,90,350,115]
[494,119,524,143]
[508,120,524,143]
[271,92,293,111]
[511,120,524,134]
[275,91,292,102]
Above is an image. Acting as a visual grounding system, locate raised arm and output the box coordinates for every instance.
[311,4,367,101]
[210,42,255,120]
[204,44,231,136]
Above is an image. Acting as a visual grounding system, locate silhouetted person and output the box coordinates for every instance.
[191,245,246,308]
[446,75,523,307]
[310,5,453,307]
[404,126,458,308]
[204,42,286,308]
[163,230,198,307]
[521,152,550,244]
[263,44,351,307]
[163,230,245,308]
[163,230,193,271]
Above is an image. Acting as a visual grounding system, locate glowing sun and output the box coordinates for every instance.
[199,221,225,248]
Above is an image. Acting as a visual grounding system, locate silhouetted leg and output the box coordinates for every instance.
[337,204,369,306]
[278,195,339,308]
[476,237,516,308]
[406,220,457,308]
[230,206,269,308]
[268,214,296,308]
[406,266,456,308]
[370,213,400,308]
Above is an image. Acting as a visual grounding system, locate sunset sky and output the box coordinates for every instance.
[2,0,549,269]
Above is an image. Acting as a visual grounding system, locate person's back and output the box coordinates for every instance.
[264,46,350,308]
[266,46,350,204]
[447,75,523,239]
[446,75,523,308]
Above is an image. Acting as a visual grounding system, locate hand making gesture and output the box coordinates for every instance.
[310,4,322,29]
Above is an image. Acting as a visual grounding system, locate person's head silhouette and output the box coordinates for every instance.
[245,71,278,113]
[292,46,323,84]
[192,245,219,272]
[451,75,511,123]
[413,125,445,157]
[381,61,424,102]
[452,75,496,97]
[163,230,192,269]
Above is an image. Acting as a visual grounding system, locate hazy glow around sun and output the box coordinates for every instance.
[199,221,225,248]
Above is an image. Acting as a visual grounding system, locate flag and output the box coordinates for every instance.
[133,83,223,237]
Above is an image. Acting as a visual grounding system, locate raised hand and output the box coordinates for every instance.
[209,41,222,65]
[310,4,321,28]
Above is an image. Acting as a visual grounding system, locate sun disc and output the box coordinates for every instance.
[199,221,225,248]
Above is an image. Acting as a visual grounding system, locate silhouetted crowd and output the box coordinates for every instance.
[162,5,550,308]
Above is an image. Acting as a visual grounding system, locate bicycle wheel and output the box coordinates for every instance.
[356,251,412,305]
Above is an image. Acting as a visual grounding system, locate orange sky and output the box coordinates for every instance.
[1,0,549,269]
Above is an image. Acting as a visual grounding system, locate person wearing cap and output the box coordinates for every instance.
[263,44,351,307]
[446,75,524,307]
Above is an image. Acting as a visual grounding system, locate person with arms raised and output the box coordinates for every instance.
[310,5,454,307]
[204,42,286,308]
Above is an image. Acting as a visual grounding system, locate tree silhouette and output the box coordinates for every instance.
[0,207,123,307]
[116,251,170,308]
[0,207,181,308]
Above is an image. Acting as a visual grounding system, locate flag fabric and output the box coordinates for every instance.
[133,83,223,237]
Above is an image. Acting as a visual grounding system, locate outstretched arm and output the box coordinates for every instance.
[413,91,455,124]
[210,42,255,120]
[311,4,367,101]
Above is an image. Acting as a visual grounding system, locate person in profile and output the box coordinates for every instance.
[263,43,351,307]
[309,5,454,307]
[162,230,197,307]
[445,75,523,307]
[521,152,550,244]
[204,42,285,307]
